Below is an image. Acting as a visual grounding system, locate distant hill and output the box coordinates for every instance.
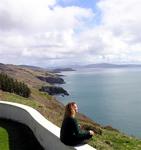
[84,63,141,68]
[0,63,48,88]
[0,63,68,95]
[50,67,75,73]
[19,65,47,71]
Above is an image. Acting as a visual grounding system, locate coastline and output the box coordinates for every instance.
[1,88,141,150]
[56,68,141,139]
[1,64,141,149]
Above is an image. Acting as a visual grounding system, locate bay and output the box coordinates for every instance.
[57,68,141,138]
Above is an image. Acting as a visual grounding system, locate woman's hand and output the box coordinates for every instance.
[78,124,81,129]
[89,130,94,136]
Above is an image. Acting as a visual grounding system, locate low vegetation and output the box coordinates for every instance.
[0,64,141,150]
[0,73,31,98]
[0,127,9,150]
[1,90,141,150]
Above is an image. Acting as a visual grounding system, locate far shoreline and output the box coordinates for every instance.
[55,68,141,139]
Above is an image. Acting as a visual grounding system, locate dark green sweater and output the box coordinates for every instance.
[60,117,92,146]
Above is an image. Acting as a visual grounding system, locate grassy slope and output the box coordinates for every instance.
[0,64,141,149]
[1,90,141,150]
[0,127,9,150]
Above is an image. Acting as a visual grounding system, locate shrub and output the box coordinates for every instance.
[0,73,31,98]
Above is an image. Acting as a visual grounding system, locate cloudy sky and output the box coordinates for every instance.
[0,0,141,67]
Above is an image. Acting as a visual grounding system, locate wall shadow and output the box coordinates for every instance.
[0,119,44,150]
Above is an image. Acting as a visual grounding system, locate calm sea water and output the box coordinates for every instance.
[57,68,141,138]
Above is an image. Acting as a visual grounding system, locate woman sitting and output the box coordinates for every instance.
[60,102,94,146]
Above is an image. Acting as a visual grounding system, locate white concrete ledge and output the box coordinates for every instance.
[0,100,96,150]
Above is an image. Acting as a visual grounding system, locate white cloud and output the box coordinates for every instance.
[0,0,141,67]
[0,0,93,33]
[0,0,55,32]
[98,0,141,43]
[76,0,141,64]
[0,0,95,66]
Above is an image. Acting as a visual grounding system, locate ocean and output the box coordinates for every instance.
[57,68,141,138]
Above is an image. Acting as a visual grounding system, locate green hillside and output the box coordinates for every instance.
[0,63,141,150]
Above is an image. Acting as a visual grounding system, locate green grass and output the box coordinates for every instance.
[89,129,141,150]
[1,90,141,150]
[0,127,9,150]
[0,91,44,110]
[0,119,44,150]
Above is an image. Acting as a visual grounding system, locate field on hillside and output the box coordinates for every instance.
[1,90,141,150]
[1,64,141,150]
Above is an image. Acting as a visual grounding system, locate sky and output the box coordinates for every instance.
[0,0,141,67]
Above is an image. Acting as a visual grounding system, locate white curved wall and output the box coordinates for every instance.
[0,101,96,150]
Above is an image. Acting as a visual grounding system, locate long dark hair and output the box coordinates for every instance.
[64,102,76,118]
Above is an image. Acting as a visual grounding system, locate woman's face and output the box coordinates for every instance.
[73,104,78,113]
